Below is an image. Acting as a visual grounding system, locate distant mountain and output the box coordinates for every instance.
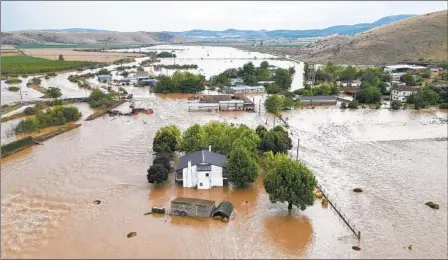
[165,14,416,39]
[38,28,113,33]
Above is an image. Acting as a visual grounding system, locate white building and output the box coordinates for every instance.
[229,85,265,94]
[175,147,226,190]
[384,64,427,73]
[391,86,418,102]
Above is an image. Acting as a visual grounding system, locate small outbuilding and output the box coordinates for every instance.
[170,197,216,217]
[212,201,234,222]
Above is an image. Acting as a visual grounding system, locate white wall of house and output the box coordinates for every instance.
[182,163,223,189]
[391,90,416,102]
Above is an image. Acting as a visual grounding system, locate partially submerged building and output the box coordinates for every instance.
[298,95,337,105]
[384,64,427,73]
[98,75,113,83]
[391,86,419,102]
[170,197,216,217]
[228,85,265,94]
[188,94,255,112]
[175,147,227,189]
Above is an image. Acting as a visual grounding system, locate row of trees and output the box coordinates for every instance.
[154,72,205,94]
[87,89,117,108]
[15,106,82,134]
[264,94,302,114]
[406,86,448,109]
[209,61,295,92]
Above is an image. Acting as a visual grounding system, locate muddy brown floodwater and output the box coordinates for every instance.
[1,92,447,259]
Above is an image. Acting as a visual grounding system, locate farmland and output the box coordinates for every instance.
[21,48,146,62]
[1,55,104,75]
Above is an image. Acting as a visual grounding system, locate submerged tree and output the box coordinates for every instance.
[226,146,258,187]
[153,125,181,155]
[180,124,206,153]
[147,164,169,184]
[264,159,317,210]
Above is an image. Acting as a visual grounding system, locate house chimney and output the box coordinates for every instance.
[209,145,211,152]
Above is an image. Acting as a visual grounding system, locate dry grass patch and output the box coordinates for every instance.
[21,48,145,62]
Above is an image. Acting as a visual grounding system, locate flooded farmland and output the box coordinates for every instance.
[1,46,447,259]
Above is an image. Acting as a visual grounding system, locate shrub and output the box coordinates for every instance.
[31,77,41,85]
[24,106,37,115]
[439,103,448,109]
[47,72,57,77]
[1,136,34,155]
[348,101,359,109]
[147,164,169,184]
[340,102,347,109]
[8,86,20,92]
[15,117,40,133]
[5,78,22,84]
[391,100,402,110]
[153,156,171,170]
[375,103,381,109]
[46,87,62,98]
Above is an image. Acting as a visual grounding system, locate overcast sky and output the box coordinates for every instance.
[2,1,446,32]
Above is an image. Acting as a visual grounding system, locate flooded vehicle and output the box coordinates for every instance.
[1,45,447,259]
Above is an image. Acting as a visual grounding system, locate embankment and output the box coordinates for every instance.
[85,100,127,121]
[1,123,81,158]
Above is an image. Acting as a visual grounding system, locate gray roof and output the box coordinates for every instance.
[176,150,226,170]
[171,197,215,207]
[298,95,337,101]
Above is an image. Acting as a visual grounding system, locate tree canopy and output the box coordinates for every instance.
[264,159,317,210]
[180,124,206,153]
[154,72,205,93]
[153,125,181,155]
[46,87,62,99]
[226,146,259,187]
[355,86,382,104]
[147,164,169,184]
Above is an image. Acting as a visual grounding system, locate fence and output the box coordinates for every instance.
[317,184,361,240]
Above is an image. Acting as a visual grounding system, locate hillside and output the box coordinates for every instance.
[0,31,187,45]
[296,10,448,64]
[166,14,415,40]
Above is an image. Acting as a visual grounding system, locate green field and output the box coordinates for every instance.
[1,56,103,75]
[15,44,153,49]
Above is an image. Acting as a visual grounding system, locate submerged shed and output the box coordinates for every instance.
[212,201,234,222]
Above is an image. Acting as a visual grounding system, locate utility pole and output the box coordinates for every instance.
[296,138,300,160]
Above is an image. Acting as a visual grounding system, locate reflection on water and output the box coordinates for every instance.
[263,215,313,256]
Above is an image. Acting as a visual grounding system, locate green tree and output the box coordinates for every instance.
[232,130,261,158]
[87,89,113,108]
[377,82,390,94]
[274,68,292,90]
[154,75,176,93]
[153,125,181,155]
[14,117,39,133]
[58,54,64,61]
[265,83,282,94]
[348,100,359,109]
[46,87,62,99]
[360,70,380,87]
[147,164,169,184]
[264,159,317,210]
[255,125,267,138]
[259,151,289,173]
[181,124,206,153]
[260,61,269,69]
[400,73,416,86]
[355,87,382,103]
[420,70,431,79]
[339,66,357,81]
[226,146,259,187]
[260,130,291,154]
[153,156,171,170]
[265,95,283,114]
[391,100,402,110]
[97,69,111,75]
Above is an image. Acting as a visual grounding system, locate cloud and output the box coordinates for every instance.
[1,1,446,31]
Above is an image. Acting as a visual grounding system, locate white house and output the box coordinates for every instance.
[175,147,226,190]
[391,86,418,102]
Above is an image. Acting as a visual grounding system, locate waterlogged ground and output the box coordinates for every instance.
[1,92,447,258]
[1,46,447,259]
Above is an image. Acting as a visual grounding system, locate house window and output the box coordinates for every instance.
[205,173,209,177]
[199,182,203,187]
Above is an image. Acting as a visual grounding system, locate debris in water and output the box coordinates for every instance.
[408,245,412,250]
[353,188,363,193]
[425,201,439,209]
[93,200,101,205]
[315,191,323,198]
[127,232,137,238]
[144,212,152,215]
[352,246,361,251]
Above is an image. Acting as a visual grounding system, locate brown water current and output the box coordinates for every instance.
[1,93,447,259]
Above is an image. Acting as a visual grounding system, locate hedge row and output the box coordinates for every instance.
[1,136,33,155]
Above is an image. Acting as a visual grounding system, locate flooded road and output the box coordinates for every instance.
[1,45,447,259]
